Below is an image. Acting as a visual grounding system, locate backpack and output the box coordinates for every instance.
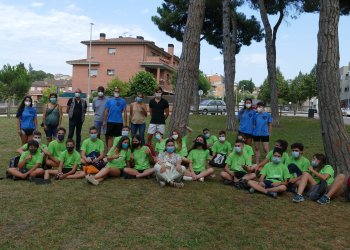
[209,153,226,168]
[6,156,20,178]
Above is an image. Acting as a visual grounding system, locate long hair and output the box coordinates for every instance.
[115,136,130,154]
[131,134,142,152]
[313,153,327,172]
[163,138,176,152]
[188,135,208,154]
[16,95,33,118]
[239,98,253,117]
[172,129,182,150]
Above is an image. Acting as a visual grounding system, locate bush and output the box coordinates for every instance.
[129,71,157,96]
[105,77,130,97]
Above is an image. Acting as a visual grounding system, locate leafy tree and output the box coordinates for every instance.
[28,63,54,81]
[238,79,255,93]
[105,77,130,97]
[42,85,58,104]
[0,63,31,101]
[129,71,158,96]
[258,67,289,104]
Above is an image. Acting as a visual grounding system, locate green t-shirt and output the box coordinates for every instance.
[19,150,43,170]
[260,162,290,183]
[225,152,252,172]
[313,165,335,185]
[206,135,218,147]
[22,143,48,153]
[155,140,166,153]
[188,149,211,172]
[266,150,289,164]
[212,141,232,155]
[286,156,310,173]
[175,136,188,157]
[81,138,105,155]
[59,150,81,169]
[106,147,131,169]
[132,146,150,171]
[243,144,254,157]
[48,140,66,158]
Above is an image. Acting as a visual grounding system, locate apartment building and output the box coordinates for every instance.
[29,79,72,103]
[340,62,350,107]
[207,74,225,98]
[67,33,180,95]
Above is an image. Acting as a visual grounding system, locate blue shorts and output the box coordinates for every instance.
[44,125,58,138]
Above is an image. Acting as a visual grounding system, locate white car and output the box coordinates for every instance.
[342,108,350,117]
[191,100,226,115]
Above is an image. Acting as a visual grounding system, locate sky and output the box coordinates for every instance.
[0,0,349,86]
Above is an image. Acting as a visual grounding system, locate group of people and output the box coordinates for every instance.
[10,92,350,205]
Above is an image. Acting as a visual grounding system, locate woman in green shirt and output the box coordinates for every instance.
[293,153,346,204]
[170,126,192,164]
[86,136,131,185]
[123,135,155,179]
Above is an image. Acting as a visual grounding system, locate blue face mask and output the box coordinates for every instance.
[122,143,129,149]
[136,97,143,103]
[311,160,318,168]
[90,133,97,140]
[292,151,300,159]
[155,134,161,140]
[121,131,129,137]
[166,146,175,153]
[50,98,57,103]
[204,133,210,139]
[272,156,281,164]
[234,146,242,153]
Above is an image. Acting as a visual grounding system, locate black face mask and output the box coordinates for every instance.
[66,147,74,152]
[132,143,140,148]
[57,134,65,141]
[194,141,204,147]
[29,148,37,154]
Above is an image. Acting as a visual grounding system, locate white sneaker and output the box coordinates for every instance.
[199,177,204,182]
[159,181,166,188]
[86,175,99,186]
[211,174,216,178]
[183,176,193,181]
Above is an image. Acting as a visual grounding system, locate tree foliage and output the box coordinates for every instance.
[28,65,54,81]
[105,77,130,97]
[42,85,59,104]
[128,71,158,96]
[0,63,32,101]
[238,79,255,93]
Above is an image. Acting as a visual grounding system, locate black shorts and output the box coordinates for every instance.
[253,136,270,142]
[238,131,253,139]
[62,168,75,174]
[106,122,123,137]
[233,171,246,179]
[263,180,273,189]
[124,169,144,179]
[22,129,35,136]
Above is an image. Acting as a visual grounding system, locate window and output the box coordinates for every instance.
[108,48,116,55]
[89,69,98,77]
[107,69,115,76]
[30,87,35,91]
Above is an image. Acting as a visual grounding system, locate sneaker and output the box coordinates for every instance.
[317,194,330,205]
[267,192,278,199]
[233,182,241,189]
[198,177,204,182]
[183,176,193,181]
[86,175,99,186]
[293,193,305,203]
[249,188,255,194]
[223,180,233,185]
[210,174,216,178]
[159,181,166,188]
[170,182,184,188]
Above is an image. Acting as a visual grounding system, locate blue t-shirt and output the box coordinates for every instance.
[20,107,37,129]
[238,109,255,134]
[253,112,272,136]
[105,97,126,123]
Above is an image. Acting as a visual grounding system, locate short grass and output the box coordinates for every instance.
[0,115,349,249]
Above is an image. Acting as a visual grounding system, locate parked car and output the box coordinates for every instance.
[192,100,226,115]
[342,108,350,117]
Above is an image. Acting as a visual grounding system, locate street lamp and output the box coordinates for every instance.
[87,22,94,106]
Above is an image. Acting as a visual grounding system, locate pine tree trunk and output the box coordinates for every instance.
[192,46,200,112]
[317,0,350,175]
[222,0,236,131]
[169,0,205,135]
[258,0,282,126]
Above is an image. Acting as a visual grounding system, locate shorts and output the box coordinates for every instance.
[253,136,270,142]
[106,122,123,137]
[19,167,29,174]
[62,168,75,174]
[233,171,246,179]
[94,121,106,135]
[22,129,35,136]
[263,180,273,189]
[194,171,203,175]
[124,169,144,179]
[238,131,253,139]
[44,124,58,138]
[147,124,165,135]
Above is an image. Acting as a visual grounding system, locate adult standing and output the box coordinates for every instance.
[146,87,169,144]
[42,93,62,144]
[103,87,127,149]
[92,86,108,139]
[129,92,147,145]
[237,98,255,146]
[16,96,37,145]
[66,88,87,151]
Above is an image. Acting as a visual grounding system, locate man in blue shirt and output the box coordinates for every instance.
[103,87,127,149]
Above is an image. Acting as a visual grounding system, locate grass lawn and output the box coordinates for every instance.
[0,115,349,249]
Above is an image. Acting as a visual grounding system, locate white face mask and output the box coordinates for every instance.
[75,92,80,98]
[24,101,31,106]
[219,136,225,142]
[98,92,104,97]
[114,92,120,98]
[121,130,129,137]
[172,134,179,140]
[245,104,252,108]
[155,93,162,98]
[257,107,263,113]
